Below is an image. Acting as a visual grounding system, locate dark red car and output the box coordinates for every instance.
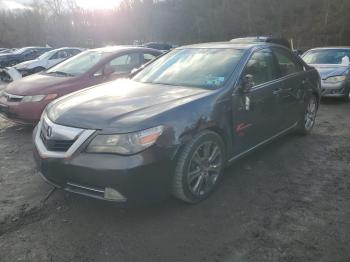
[0,46,161,125]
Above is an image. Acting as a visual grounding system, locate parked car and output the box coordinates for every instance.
[302,47,350,101]
[143,42,173,52]
[32,42,320,204]
[0,47,52,68]
[0,46,162,124]
[231,36,292,49]
[0,48,11,54]
[14,47,84,76]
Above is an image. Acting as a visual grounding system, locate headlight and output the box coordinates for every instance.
[86,126,164,155]
[22,93,57,102]
[324,75,347,84]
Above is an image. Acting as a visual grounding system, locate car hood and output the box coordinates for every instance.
[5,73,78,96]
[48,79,212,130]
[310,64,349,79]
[14,59,38,69]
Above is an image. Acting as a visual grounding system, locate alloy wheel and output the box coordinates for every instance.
[187,141,223,197]
[304,96,317,131]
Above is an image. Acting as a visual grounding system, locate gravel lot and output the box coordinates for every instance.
[0,99,349,262]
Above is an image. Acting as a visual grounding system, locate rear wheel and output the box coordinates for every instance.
[172,131,225,204]
[297,94,318,135]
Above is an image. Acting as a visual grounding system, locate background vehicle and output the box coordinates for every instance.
[302,47,350,101]
[143,42,173,52]
[0,47,52,68]
[230,36,292,49]
[14,47,84,76]
[0,48,11,54]
[0,46,162,124]
[33,42,320,204]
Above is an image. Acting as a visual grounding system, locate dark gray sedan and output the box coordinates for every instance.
[33,42,320,204]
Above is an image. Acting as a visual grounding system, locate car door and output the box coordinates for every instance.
[271,47,306,128]
[232,48,283,154]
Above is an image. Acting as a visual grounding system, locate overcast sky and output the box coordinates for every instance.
[0,0,122,10]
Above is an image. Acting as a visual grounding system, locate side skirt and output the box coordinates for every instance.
[228,122,298,164]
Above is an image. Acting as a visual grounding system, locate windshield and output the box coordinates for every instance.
[38,50,56,60]
[12,48,28,55]
[46,50,108,76]
[303,49,350,65]
[133,48,244,89]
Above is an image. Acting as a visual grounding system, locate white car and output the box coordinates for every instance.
[14,47,84,76]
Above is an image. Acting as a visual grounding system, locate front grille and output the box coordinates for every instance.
[40,131,75,152]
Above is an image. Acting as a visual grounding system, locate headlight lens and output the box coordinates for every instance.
[86,126,164,155]
[324,75,347,84]
[22,93,57,102]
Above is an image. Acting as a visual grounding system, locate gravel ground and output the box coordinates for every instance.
[0,99,349,262]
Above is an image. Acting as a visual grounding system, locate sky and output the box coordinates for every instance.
[0,0,122,10]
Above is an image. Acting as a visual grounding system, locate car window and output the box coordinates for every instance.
[143,53,157,64]
[273,48,303,76]
[46,50,108,76]
[38,50,55,60]
[57,51,69,59]
[243,49,280,87]
[69,49,81,56]
[107,53,141,73]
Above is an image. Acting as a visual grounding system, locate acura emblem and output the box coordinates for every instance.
[46,126,53,138]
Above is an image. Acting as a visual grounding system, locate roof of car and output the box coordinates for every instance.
[178,41,278,50]
[91,45,158,53]
[307,47,350,51]
[53,47,84,51]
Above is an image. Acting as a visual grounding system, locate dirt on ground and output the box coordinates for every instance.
[0,99,349,262]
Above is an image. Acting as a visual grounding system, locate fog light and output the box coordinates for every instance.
[104,187,127,202]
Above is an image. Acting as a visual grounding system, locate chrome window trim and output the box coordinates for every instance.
[34,115,95,159]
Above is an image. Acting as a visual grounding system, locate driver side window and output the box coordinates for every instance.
[107,53,141,74]
[244,49,279,87]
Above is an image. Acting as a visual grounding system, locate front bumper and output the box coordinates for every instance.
[320,81,350,98]
[0,96,49,125]
[33,117,176,204]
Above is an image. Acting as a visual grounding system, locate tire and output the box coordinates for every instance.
[296,94,318,136]
[172,130,226,204]
[343,89,350,102]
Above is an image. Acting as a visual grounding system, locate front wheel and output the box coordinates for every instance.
[296,94,318,135]
[343,89,350,102]
[172,131,225,204]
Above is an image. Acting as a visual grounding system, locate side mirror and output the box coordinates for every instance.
[240,74,254,94]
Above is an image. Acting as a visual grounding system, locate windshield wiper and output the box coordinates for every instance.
[47,71,74,77]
